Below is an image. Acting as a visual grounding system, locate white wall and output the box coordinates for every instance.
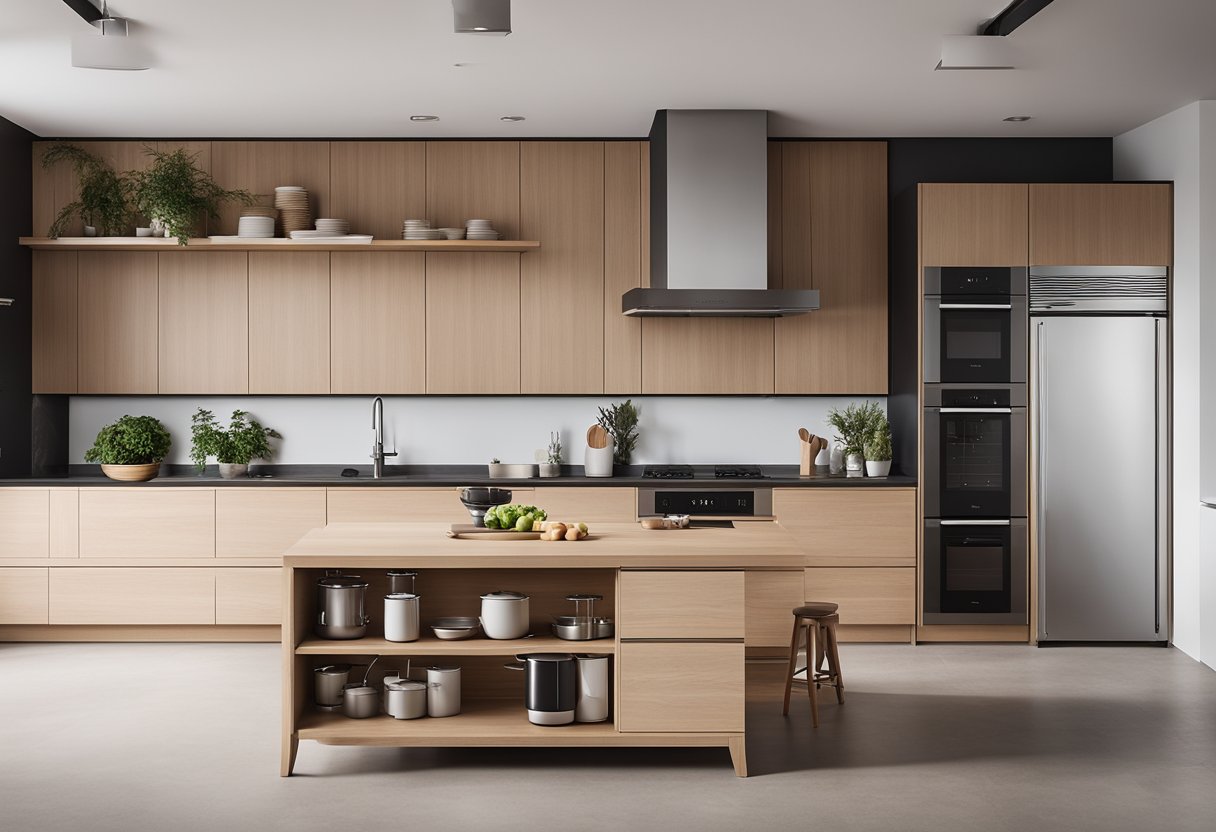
[68,395,885,467]
[1114,100,1216,670]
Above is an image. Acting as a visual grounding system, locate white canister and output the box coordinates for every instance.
[574,654,610,723]
[846,452,865,478]
[584,441,614,478]
[426,666,462,717]
[480,590,530,639]
[385,679,428,720]
[384,592,421,642]
[829,443,845,476]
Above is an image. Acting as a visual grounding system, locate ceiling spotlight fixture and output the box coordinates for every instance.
[500,115,526,123]
[453,0,511,36]
[1003,115,1032,122]
[68,1,151,71]
[410,115,440,122]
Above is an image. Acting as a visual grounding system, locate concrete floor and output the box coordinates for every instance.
[2,643,1214,832]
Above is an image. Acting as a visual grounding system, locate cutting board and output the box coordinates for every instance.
[446,524,542,540]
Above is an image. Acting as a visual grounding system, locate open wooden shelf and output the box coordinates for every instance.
[296,633,616,656]
[19,237,540,252]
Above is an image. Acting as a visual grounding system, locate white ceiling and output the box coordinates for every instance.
[2,0,1214,138]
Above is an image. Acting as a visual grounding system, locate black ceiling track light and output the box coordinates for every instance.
[981,0,1057,36]
[61,0,104,24]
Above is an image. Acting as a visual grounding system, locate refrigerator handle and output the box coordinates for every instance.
[1154,318,1161,634]
[1035,320,1047,638]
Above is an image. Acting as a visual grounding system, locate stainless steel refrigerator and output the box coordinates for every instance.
[1030,267,1169,643]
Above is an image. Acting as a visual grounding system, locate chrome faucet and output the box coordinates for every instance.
[370,397,397,478]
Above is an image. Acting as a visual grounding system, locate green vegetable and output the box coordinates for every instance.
[515,516,534,532]
[484,504,547,531]
[83,415,172,465]
[190,408,281,470]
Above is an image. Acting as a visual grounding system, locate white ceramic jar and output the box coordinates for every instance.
[384,592,421,642]
[480,590,530,639]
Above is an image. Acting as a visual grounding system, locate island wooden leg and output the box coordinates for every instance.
[728,736,748,777]
[281,733,299,777]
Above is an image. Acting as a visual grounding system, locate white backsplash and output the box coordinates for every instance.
[68,396,887,467]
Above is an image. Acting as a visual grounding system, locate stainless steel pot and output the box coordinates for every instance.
[313,664,351,710]
[341,684,380,718]
[385,679,428,720]
[316,573,369,640]
[426,666,462,717]
[552,593,614,640]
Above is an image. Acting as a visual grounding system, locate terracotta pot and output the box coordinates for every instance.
[100,462,161,482]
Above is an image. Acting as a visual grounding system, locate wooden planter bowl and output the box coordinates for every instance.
[100,462,162,482]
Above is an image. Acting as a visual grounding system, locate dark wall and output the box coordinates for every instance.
[886,138,1114,477]
[0,116,33,476]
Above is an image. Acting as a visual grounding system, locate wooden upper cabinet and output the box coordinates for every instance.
[210,141,331,235]
[776,141,888,394]
[329,141,426,241]
[425,141,520,239]
[642,318,775,394]
[248,252,330,394]
[32,251,78,394]
[158,251,249,394]
[425,252,521,394]
[603,141,644,394]
[330,251,426,394]
[520,141,605,393]
[77,251,159,394]
[1029,183,1172,266]
[920,183,1029,266]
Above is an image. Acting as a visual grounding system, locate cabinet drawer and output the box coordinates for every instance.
[619,642,744,732]
[216,567,281,625]
[79,489,215,557]
[0,489,50,556]
[804,567,915,625]
[619,571,744,639]
[49,568,215,624]
[775,488,915,565]
[326,488,510,524]
[216,489,325,557]
[534,487,636,522]
[745,570,804,647]
[0,568,50,624]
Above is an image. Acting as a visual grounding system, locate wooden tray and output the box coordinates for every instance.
[446,524,542,540]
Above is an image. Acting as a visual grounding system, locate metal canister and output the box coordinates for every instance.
[574,654,611,723]
[384,593,421,643]
[385,679,428,720]
[341,683,380,719]
[387,571,418,595]
[426,666,462,717]
[313,664,351,709]
[315,573,370,640]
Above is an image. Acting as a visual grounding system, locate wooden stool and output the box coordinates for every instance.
[782,603,845,727]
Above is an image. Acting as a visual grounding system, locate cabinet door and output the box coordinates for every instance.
[620,571,744,639]
[210,141,331,235]
[79,489,215,557]
[216,489,326,558]
[804,567,915,625]
[603,141,644,393]
[77,252,159,394]
[49,490,79,557]
[248,252,331,394]
[0,490,50,556]
[425,252,521,394]
[0,568,50,624]
[425,141,520,239]
[330,251,426,394]
[215,567,281,624]
[534,487,636,523]
[1029,184,1172,266]
[776,142,888,394]
[329,141,426,242]
[49,567,215,624]
[619,642,744,732]
[775,488,916,565]
[745,570,804,647]
[520,141,605,393]
[158,252,249,394]
[920,183,1029,266]
[641,318,774,394]
[326,488,502,524]
[32,251,78,393]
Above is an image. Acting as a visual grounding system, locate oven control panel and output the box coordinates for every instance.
[637,488,773,518]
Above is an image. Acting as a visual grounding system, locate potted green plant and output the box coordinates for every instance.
[596,399,640,467]
[127,146,254,244]
[540,431,562,478]
[864,425,893,478]
[41,144,131,237]
[190,408,281,479]
[827,401,884,477]
[83,415,172,481]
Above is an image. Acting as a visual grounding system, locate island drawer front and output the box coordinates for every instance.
[804,567,915,625]
[0,568,50,624]
[326,488,490,524]
[619,571,745,639]
[745,570,805,647]
[0,489,50,557]
[774,488,916,565]
[79,489,216,557]
[49,568,216,625]
[216,567,281,624]
[618,642,745,732]
[216,489,326,558]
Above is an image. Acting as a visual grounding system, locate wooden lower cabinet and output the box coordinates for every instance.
[804,567,915,625]
[0,489,50,557]
[745,570,804,647]
[79,489,215,557]
[775,488,916,566]
[619,570,745,639]
[0,568,50,624]
[529,487,635,523]
[618,642,745,733]
[216,489,325,557]
[326,488,482,524]
[216,568,281,625]
[49,568,216,625]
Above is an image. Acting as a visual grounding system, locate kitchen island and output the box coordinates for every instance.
[281,521,808,777]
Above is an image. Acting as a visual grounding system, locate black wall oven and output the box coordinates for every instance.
[924,267,1027,384]
[924,519,1027,625]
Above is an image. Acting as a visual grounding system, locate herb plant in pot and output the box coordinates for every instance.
[827,401,884,478]
[540,431,562,478]
[190,409,281,479]
[84,415,172,482]
[41,144,131,238]
[127,146,254,244]
[596,399,640,470]
[864,426,893,478]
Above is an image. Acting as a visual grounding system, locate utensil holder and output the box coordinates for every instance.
[584,442,614,478]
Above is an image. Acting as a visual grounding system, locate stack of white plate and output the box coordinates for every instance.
[403,219,441,240]
[313,218,351,237]
[236,215,275,238]
[274,186,311,236]
[465,219,500,240]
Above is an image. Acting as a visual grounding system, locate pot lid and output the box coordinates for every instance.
[387,570,418,577]
[427,665,461,673]
[521,653,575,662]
[386,680,427,691]
[314,664,351,675]
[318,575,368,589]
[481,590,528,601]
[342,685,377,697]
[574,654,611,661]
[384,592,420,600]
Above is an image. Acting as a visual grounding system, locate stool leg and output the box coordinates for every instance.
[782,615,801,716]
[806,622,820,728]
[814,619,826,677]
[827,621,845,704]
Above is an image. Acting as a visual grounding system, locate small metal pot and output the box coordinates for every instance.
[341,683,380,719]
[385,680,428,720]
[316,573,370,640]
[480,590,530,639]
[426,666,462,717]
[552,594,614,640]
[314,664,351,710]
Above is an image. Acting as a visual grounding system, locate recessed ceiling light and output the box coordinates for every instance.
[410,115,440,122]
[1003,115,1032,122]
[500,115,526,123]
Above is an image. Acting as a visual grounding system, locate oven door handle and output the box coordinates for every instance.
[939,519,1012,526]
[937,303,1013,310]
[938,407,1013,414]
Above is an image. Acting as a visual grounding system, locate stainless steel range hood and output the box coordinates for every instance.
[622,109,819,318]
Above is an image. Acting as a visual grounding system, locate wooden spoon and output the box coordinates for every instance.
[798,427,811,443]
[587,424,609,449]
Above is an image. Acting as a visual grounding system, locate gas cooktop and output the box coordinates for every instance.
[641,465,769,480]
